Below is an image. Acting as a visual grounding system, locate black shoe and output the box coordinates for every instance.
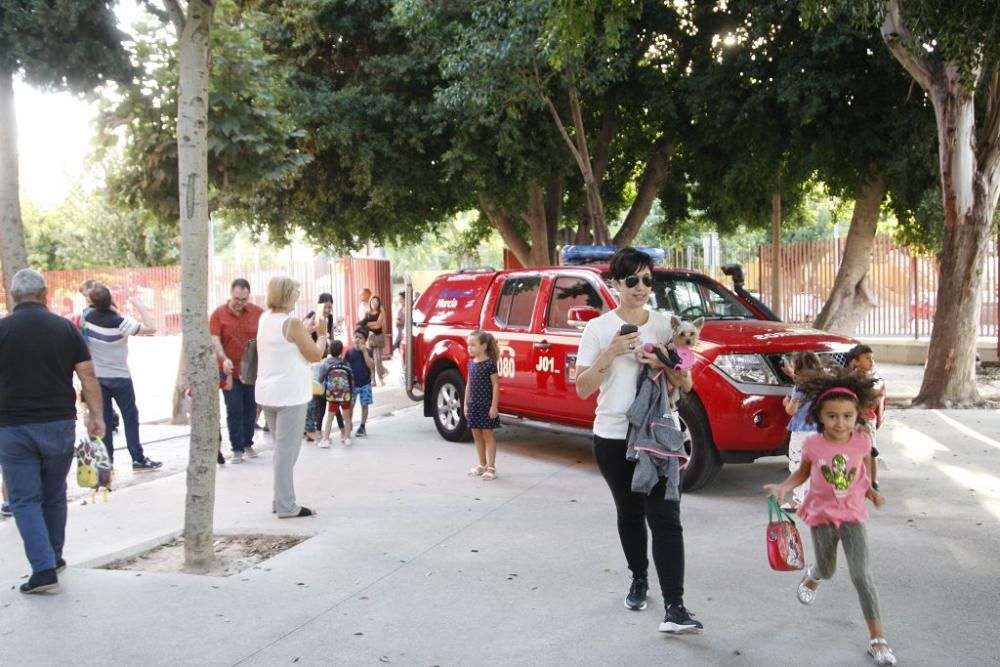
[132,457,163,471]
[20,569,58,594]
[356,424,367,437]
[659,602,703,634]
[56,558,66,574]
[217,451,226,465]
[625,576,649,611]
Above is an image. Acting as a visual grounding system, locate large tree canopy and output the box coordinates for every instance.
[0,0,131,308]
[805,0,1000,406]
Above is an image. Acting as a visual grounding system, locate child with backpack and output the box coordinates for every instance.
[321,340,354,447]
[782,351,823,511]
[764,369,896,666]
[305,340,330,442]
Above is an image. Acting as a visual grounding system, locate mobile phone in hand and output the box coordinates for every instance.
[619,324,638,336]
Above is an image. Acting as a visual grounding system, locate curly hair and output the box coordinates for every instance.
[797,366,880,432]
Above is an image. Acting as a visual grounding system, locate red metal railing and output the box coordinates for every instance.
[757,235,999,339]
[0,257,392,345]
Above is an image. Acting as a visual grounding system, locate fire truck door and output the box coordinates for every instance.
[488,274,543,415]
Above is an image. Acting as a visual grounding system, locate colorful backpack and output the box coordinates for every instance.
[76,437,114,502]
[324,361,353,403]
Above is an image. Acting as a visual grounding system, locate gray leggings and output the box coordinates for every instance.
[810,522,881,620]
[261,403,309,517]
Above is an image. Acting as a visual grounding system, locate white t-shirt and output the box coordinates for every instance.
[576,309,673,439]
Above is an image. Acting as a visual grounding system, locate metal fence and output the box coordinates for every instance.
[661,234,998,339]
[754,235,999,338]
[0,257,393,345]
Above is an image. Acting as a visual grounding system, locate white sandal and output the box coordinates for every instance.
[797,566,820,605]
[482,466,496,481]
[468,465,486,477]
[868,638,897,666]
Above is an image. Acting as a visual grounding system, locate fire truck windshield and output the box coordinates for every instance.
[603,271,757,320]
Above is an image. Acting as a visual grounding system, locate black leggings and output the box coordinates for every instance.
[593,435,685,606]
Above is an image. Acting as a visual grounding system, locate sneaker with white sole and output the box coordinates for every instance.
[659,603,703,634]
[624,576,649,611]
[342,437,352,447]
[318,439,330,449]
[245,446,259,458]
[231,451,244,464]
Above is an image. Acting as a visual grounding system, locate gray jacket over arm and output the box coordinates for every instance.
[625,366,688,501]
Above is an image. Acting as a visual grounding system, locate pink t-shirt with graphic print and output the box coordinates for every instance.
[797,430,873,528]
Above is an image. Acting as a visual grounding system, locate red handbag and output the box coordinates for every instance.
[766,495,805,571]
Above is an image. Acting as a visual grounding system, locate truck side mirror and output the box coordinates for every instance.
[567,306,601,328]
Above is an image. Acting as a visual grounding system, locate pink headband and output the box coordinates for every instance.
[817,387,858,403]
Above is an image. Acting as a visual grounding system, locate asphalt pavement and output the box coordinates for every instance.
[1,339,999,665]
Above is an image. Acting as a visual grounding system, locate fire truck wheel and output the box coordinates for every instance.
[677,392,722,492]
[432,369,472,442]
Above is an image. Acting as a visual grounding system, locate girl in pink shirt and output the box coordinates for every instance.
[764,371,896,666]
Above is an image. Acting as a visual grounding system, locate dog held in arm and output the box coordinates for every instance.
[641,315,704,406]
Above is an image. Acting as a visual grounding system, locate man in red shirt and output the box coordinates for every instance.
[210,278,263,463]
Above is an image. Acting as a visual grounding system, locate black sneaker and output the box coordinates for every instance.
[659,603,703,634]
[20,569,58,594]
[217,451,226,465]
[132,457,163,471]
[1,503,12,517]
[356,424,367,437]
[56,558,67,574]
[625,577,649,610]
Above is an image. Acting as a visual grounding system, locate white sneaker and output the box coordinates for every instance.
[318,439,330,449]
[231,451,244,464]
[342,437,352,447]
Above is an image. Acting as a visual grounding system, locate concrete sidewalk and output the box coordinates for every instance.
[2,404,999,666]
[877,362,1000,403]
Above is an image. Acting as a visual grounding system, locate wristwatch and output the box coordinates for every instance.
[871,480,880,491]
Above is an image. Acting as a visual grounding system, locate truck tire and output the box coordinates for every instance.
[432,369,472,442]
[677,392,722,492]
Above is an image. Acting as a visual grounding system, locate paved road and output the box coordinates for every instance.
[1,399,997,666]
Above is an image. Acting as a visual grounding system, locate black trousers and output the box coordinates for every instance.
[593,435,685,606]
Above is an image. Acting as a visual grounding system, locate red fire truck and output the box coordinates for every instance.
[403,249,859,490]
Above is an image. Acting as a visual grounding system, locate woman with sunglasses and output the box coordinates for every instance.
[574,246,702,635]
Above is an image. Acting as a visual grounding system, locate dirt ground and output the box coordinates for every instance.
[101,534,307,577]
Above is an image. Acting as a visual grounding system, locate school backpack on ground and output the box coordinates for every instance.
[324,362,353,403]
[76,437,114,502]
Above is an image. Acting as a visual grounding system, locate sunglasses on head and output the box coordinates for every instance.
[622,275,653,288]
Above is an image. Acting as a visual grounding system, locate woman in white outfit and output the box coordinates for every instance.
[256,276,327,518]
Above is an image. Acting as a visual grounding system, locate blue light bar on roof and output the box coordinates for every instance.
[560,245,665,266]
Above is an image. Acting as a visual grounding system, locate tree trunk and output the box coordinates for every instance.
[543,177,562,264]
[812,176,885,334]
[914,87,996,407]
[613,141,675,247]
[0,66,28,310]
[171,347,190,425]
[175,0,219,570]
[480,188,551,267]
[880,0,1000,406]
[770,192,782,319]
[543,90,608,244]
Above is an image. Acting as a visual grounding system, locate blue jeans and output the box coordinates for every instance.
[223,379,257,452]
[99,377,145,464]
[0,420,75,573]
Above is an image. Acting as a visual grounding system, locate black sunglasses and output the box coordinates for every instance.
[623,275,653,288]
